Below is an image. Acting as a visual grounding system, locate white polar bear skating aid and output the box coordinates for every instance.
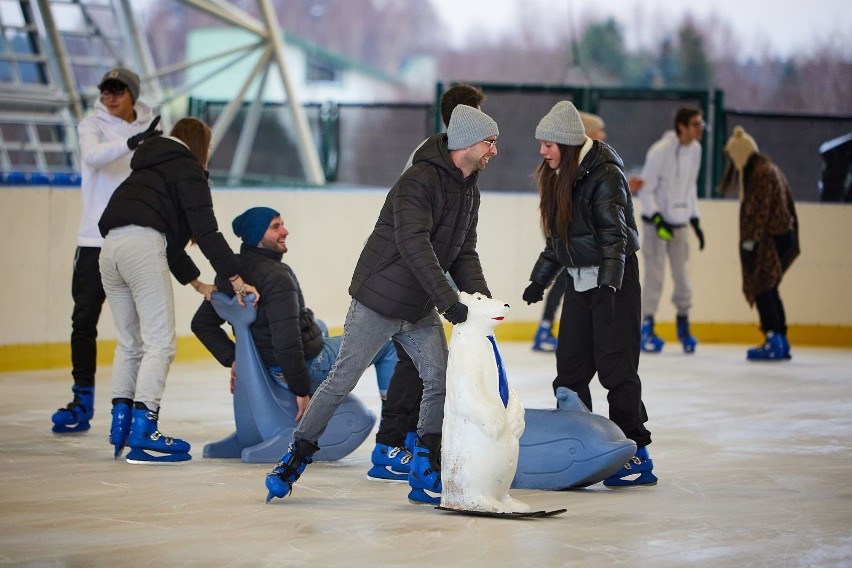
[440,292,531,514]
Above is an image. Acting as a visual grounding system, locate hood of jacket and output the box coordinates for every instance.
[93,99,154,128]
[411,133,475,187]
[576,139,626,182]
[129,135,193,171]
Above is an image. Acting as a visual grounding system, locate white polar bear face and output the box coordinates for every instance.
[457,292,509,335]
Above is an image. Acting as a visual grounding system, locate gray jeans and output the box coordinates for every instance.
[641,223,692,317]
[99,226,176,409]
[294,298,448,445]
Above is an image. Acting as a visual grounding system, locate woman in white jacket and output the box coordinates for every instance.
[51,67,161,434]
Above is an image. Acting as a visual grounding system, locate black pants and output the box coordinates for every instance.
[755,287,787,336]
[541,269,567,322]
[553,254,651,448]
[70,247,106,388]
[375,340,422,447]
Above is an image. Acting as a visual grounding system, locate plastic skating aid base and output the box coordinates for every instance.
[435,506,567,519]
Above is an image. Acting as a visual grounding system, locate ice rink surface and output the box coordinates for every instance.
[1,343,851,567]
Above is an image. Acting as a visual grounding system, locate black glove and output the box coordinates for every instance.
[590,285,616,325]
[651,213,674,241]
[127,115,162,150]
[690,217,705,251]
[522,282,546,305]
[441,301,468,325]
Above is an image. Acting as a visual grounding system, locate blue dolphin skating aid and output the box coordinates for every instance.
[203,292,375,463]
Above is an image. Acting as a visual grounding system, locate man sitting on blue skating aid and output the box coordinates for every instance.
[192,207,405,475]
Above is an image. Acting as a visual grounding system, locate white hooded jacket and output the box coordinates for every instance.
[637,130,701,226]
[76,99,155,247]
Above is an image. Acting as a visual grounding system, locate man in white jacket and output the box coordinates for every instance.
[51,68,161,433]
[635,106,706,354]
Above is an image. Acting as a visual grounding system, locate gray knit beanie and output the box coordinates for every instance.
[98,68,141,102]
[536,101,586,146]
[447,105,499,150]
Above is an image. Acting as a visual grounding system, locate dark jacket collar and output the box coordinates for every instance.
[240,242,283,262]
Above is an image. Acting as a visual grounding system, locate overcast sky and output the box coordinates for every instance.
[429,0,852,60]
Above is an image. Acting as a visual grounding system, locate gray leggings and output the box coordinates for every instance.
[99,226,176,409]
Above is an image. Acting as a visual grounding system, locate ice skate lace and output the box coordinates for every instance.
[388,446,411,464]
[270,453,312,481]
[149,431,177,445]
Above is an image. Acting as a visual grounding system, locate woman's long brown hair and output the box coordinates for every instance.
[170,118,211,168]
[536,143,581,242]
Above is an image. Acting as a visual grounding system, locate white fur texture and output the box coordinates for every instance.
[440,292,530,513]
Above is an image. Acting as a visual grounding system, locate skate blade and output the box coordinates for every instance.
[52,422,91,434]
[366,465,408,483]
[408,488,440,505]
[603,471,658,487]
[125,448,191,464]
[436,506,567,519]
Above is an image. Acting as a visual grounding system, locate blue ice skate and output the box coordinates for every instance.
[640,317,664,353]
[125,406,191,464]
[109,399,133,459]
[265,440,318,502]
[532,322,557,352]
[404,431,417,454]
[676,315,698,354]
[367,443,412,482]
[408,436,442,505]
[603,446,657,487]
[51,385,94,433]
[747,332,786,361]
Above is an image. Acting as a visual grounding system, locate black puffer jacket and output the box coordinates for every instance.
[191,245,324,397]
[349,133,490,323]
[529,140,640,289]
[98,136,239,284]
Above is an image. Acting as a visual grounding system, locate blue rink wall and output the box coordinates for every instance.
[1,185,850,371]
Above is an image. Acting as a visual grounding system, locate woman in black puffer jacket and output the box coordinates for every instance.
[522,101,656,487]
[98,118,258,464]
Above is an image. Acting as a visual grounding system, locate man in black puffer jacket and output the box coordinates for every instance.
[264,105,499,506]
[191,207,398,422]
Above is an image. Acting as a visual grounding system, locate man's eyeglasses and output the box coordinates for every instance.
[689,120,705,128]
[481,139,498,150]
[100,87,127,99]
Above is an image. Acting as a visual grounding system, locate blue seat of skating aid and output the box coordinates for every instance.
[202,292,375,463]
[512,387,637,490]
